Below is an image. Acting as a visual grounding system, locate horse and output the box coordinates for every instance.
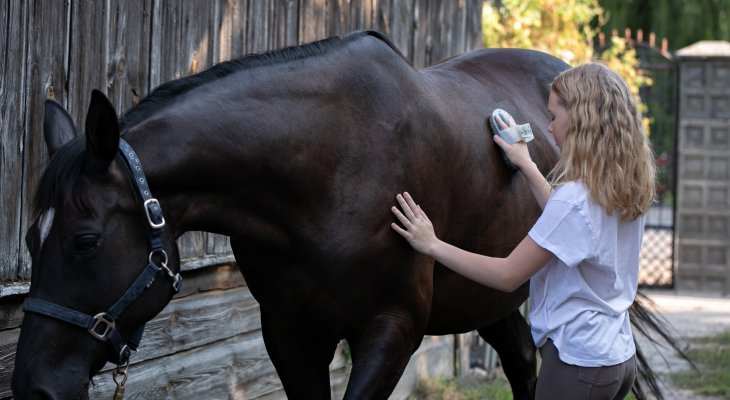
[13,30,671,399]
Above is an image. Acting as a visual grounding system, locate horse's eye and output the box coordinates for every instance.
[75,234,101,254]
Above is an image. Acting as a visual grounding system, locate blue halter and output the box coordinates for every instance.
[23,138,182,365]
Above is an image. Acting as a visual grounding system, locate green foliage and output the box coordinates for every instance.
[600,0,730,51]
[482,0,601,65]
[482,0,652,133]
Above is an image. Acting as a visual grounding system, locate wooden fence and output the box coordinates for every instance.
[0,0,483,398]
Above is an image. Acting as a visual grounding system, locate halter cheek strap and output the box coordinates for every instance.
[22,139,181,365]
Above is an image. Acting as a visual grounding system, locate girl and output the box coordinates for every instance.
[391,63,655,399]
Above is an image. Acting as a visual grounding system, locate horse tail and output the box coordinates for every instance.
[629,291,696,400]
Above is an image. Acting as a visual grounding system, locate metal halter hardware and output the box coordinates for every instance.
[22,138,182,365]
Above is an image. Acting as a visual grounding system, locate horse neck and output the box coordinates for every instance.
[120,38,413,240]
[121,80,331,239]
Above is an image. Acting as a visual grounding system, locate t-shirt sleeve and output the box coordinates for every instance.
[528,199,596,268]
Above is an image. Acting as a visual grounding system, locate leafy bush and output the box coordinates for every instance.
[482,0,652,133]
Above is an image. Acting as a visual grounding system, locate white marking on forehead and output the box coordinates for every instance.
[39,208,56,248]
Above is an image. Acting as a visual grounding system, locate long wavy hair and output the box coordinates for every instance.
[548,63,655,221]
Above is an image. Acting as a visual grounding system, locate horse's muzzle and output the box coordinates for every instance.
[12,366,91,400]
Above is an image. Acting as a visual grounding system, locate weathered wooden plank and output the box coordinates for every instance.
[0,293,26,397]
[177,263,245,298]
[18,0,73,281]
[426,0,449,65]
[67,0,108,124]
[299,0,327,44]
[412,0,432,68]
[206,233,232,256]
[105,0,154,110]
[149,1,216,88]
[180,252,236,271]
[0,328,20,398]
[327,0,351,36]
[118,285,262,365]
[90,333,352,399]
[373,0,417,63]
[247,0,272,53]
[373,0,391,38]
[433,0,460,63]
[0,295,24,332]
[389,0,415,61]
[273,0,299,49]
[217,0,248,62]
[464,0,482,53]
[0,0,28,281]
[89,332,286,400]
[451,0,467,56]
[350,0,374,31]
[178,231,207,260]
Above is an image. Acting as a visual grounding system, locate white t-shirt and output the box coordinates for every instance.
[527,181,644,367]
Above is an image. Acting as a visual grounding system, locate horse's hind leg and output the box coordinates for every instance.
[260,309,338,399]
[477,309,537,400]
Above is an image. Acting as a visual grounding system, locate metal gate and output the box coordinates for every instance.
[635,36,677,288]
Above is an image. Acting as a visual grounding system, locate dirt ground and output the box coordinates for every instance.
[637,289,730,400]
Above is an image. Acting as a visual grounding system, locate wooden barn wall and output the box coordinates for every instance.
[0,0,483,398]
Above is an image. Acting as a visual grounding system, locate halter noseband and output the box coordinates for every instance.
[22,139,182,365]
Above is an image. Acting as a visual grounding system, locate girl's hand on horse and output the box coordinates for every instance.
[493,114,533,170]
[391,192,438,256]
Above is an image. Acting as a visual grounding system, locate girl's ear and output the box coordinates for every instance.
[84,90,120,172]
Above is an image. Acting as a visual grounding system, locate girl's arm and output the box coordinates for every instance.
[505,149,552,210]
[391,192,553,292]
[492,114,552,209]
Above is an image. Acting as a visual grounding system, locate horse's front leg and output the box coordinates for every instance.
[342,309,426,399]
[259,308,339,399]
[342,259,433,399]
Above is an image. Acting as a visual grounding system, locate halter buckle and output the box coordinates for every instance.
[143,198,166,229]
[89,313,115,341]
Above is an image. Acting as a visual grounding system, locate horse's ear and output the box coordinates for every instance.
[43,99,77,158]
[84,90,120,172]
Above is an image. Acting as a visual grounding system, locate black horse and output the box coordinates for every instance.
[13,31,672,399]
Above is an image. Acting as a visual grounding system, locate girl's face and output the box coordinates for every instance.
[548,90,570,150]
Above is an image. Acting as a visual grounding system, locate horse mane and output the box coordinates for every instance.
[120,30,404,130]
[32,136,90,218]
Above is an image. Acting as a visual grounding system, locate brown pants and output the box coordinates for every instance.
[536,339,636,400]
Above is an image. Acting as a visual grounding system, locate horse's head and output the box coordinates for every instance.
[12,90,180,399]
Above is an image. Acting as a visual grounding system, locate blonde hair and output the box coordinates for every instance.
[548,63,655,220]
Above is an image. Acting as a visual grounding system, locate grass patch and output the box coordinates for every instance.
[408,376,512,400]
[670,330,730,398]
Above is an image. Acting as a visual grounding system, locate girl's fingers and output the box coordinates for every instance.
[390,222,409,237]
[396,193,417,221]
[391,205,412,227]
[417,205,431,223]
[494,135,509,150]
[403,192,420,215]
